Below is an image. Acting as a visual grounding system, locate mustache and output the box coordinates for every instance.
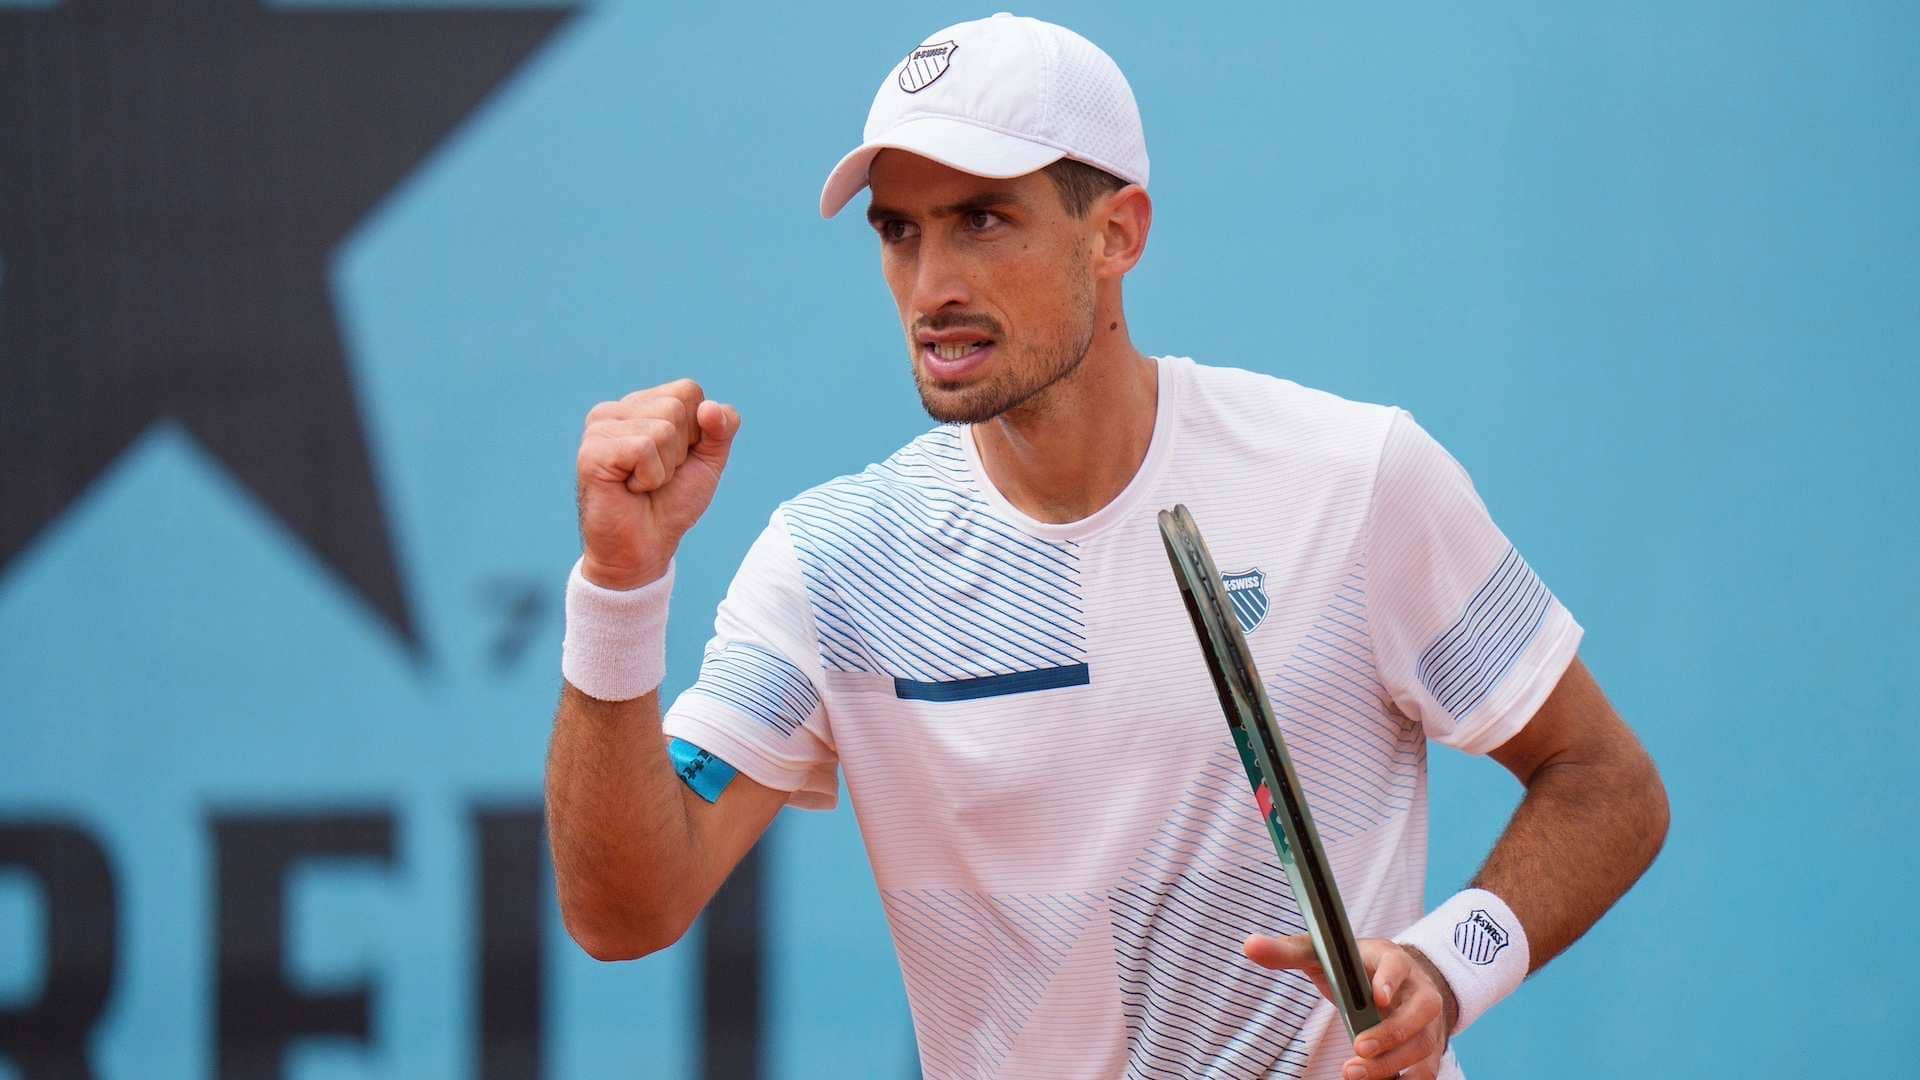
[914,313,1004,338]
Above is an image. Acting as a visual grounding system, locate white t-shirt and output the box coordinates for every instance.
[664,356,1581,1080]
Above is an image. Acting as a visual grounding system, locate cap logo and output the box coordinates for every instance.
[898,40,958,94]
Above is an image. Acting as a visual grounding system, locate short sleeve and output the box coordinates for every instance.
[663,512,839,809]
[1363,410,1583,754]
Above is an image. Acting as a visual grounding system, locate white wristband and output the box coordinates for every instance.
[1392,888,1530,1036]
[561,558,673,702]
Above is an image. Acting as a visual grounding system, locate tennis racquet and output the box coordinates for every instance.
[1157,503,1384,1045]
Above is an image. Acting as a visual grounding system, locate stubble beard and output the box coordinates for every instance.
[911,261,1098,426]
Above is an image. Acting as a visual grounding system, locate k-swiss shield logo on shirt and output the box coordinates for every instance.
[1452,908,1512,965]
[1222,568,1270,634]
[898,40,958,93]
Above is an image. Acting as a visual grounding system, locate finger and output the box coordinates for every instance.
[1353,983,1441,1063]
[604,392,695,444]
[1245,934,1335,1000]
[606,381,703,450]
[586,415,687,465]
[584,399,624,427]
[1368,945,1412,1011]
[578,429,656,487]
[1349,1024,1439,1079]
[634,379,705,438]
[1242,934,1319,972]
[689,400,741,469]
[577,433,666,494]
[620,437,668,494]
[624,417,693,473]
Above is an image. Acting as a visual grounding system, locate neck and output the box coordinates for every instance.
[971,310,1158,525]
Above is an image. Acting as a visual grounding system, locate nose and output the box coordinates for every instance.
[906,233,972,321]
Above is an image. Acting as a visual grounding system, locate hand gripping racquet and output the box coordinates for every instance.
[1158,503,1384,1045]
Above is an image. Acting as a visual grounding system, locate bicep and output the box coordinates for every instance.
[1487,655,1649,786]
[680,769,787,902]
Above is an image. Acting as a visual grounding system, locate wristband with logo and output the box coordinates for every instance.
[1392,888,1530,1035]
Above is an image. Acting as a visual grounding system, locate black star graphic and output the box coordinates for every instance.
[0,0,573,652]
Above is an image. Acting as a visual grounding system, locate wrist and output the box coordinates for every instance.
[579,554,671,593]
[561,557,674,701]
[1400,944,1459,1045]
[1392,888,1530,1037]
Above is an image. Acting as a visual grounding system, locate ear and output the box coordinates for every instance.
[1095,184,1153,279]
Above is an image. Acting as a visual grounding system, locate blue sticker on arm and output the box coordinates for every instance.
[668,738,739,804]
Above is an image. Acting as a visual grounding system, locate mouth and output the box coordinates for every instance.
[918,336,997,381]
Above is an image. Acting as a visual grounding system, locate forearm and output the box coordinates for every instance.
[545,682,699,959]
[1471,746,1669,972]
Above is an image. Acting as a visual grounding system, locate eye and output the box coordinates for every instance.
[965,210,1004,231]
[876,218,918,244]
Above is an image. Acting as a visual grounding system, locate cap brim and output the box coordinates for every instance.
[819,116,1067,218]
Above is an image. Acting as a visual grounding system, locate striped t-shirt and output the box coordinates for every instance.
[664,356,1581,1079]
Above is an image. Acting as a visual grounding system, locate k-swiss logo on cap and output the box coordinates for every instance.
[1452,908,1512,965]
[898,40,958,93]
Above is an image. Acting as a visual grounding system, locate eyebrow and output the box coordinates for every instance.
[867,190,1027,226]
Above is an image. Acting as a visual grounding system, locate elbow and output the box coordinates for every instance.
[571,931,666,964]
[1637,753,1672,867]
[1650,780,1671,859]
[560,898,694,963]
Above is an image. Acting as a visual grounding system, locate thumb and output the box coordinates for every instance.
[1243,933,1319,971]
[689,400,741,469]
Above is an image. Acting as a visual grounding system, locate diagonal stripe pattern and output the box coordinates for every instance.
[1261,567,1423,841]
[1228,586,1269,634]
[682,641,821,737]
[782,427,1087,685]
[1109,747,1324,1079]
[1415,547,1550,721]
[883,887,1101,1078]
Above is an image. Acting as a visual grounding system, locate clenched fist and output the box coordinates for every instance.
[575,379,740,591]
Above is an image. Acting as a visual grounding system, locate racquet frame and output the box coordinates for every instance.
[1157,503,1384,1044]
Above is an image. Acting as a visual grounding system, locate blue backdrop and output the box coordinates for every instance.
[2,1,1915,1077]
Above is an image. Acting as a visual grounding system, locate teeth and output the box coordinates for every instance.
[931,341,986,361]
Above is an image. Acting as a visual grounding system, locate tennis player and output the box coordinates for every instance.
[546,14,1668,1079]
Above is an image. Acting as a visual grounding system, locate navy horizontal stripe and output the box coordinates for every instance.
[893,663,1090,702]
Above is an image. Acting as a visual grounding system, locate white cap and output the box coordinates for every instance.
[819,13,1149,218]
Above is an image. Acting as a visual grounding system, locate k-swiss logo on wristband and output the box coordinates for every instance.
[1452,908,1511,965]
[899,40,958,93]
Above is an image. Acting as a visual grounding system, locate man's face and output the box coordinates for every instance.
[865,151,1100,424]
